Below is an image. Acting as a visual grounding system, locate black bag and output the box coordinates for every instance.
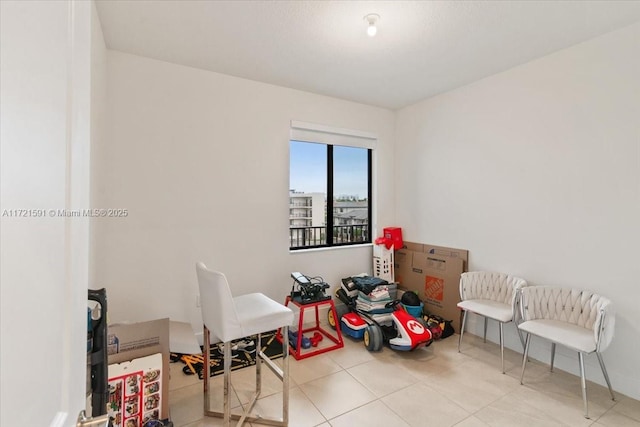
[424,314,455,339]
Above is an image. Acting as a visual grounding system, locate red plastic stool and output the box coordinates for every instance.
[277,296,344,360]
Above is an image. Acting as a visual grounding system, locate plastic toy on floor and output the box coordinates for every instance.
[288,329,311,349]
[329,288,433,352]
[309,332,323,347]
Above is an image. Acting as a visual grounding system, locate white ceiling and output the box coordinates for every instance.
[95,1,640,110]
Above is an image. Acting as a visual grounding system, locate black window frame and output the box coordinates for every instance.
[289,142,373,250]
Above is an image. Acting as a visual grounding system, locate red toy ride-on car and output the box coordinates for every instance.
[328,289,433,352]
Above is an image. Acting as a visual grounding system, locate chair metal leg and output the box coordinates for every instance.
[516,325,525,351]
[596,352,615,401]
[458,310,468,353]
[483,317,488,343]
[520,333,531,384]
[499,322,505,374]
[578,352,589,418]
[550,343,556,372]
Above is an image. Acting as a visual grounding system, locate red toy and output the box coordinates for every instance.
[329,289,432,352]
[374,227,403,250]
[309,332,323,347]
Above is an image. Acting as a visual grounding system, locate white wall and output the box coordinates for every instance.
[1,1,95,425]
[91,51,396,333]
[90,1,108,289]
[395,22,640,399]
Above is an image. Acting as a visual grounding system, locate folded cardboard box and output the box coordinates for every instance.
[395,242,468,332]
[108,318,170,423]
[108,349,163,427]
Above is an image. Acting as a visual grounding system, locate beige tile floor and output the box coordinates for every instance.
[168,333,640,427]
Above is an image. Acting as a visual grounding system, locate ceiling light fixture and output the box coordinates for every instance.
[364,13,380,37]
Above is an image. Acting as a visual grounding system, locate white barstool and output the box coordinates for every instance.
[196,262,294,426]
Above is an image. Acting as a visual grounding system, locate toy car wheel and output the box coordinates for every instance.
[327,304,349,330]
[363,325,383,352]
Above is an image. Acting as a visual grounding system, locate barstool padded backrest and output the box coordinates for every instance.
[196,262,242,343]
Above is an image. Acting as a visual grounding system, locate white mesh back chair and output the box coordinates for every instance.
[518,286,615,418]
[196,262,294,426]
[457,271,528,373]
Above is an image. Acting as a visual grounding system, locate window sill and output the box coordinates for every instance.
[289,243,373,254]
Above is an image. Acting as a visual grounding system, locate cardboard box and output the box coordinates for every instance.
[394,242,468,332]
[422,243,469,272]
[393,243,420,286]
[108,318,170,422]
[108,350,163,427]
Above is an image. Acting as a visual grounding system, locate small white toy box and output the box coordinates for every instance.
[373,244,394,283]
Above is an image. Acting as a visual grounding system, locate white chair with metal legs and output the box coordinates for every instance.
[457,271,528,373]
[196,262,294,426]
[518,286,616,419]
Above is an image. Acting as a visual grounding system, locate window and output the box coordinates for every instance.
[289,122,374,250]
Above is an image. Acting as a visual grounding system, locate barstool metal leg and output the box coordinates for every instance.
[223,340,231,427]
[202,329,289,427]
[282,325,290,426]
[203,326,211,413]
[256,333,262,395]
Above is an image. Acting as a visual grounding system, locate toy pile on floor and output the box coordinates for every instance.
[401,290,455,340]
[339,275,454,341]
[170,330,283,379]
[355,286,392,318]
[343,275,395,322]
